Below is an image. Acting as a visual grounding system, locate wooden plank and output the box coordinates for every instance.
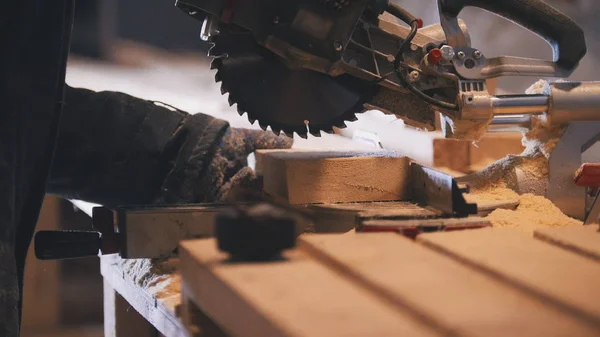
[179,239,442,337]
[468,133,524,172]
[306,201,439,233]
[103,279,156,337]
[299,233,600,337]
[534,226,600,262]
[418,228,600,328]
[262,151,411,204]
[100,255,187,337]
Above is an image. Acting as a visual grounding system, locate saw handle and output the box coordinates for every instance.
[439,0,586,71]
[35,230,101,260]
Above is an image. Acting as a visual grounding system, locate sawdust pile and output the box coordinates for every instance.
[119,256,180,299]
[486,194,582,234]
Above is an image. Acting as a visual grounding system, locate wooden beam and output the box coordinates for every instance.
[418,228,600,328]
[534,226,600,262]
[179,238,443,337]
[262,152,411,204]
[100,255,187,337]
[299,233,600,337]
[103,279,156,337]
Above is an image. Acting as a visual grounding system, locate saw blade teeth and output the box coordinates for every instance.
[214,72,222,83]
[236,105,247,116]
[309,130,322,137]
[271,129,281,136]
[210,58,222,70]
[347,114,359,122]
[220,85,228,95]
[247,117,256,124]
[335,121,347,129]
[284,131,294,138]
[322,128,335,134]
[258,122,268,131]
[271,126,281,135]
[228,95,236,107]
[296,131,308,139]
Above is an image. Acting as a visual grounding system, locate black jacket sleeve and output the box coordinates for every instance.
[47,85,230,207]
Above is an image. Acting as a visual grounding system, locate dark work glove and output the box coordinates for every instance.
[206,128,293,202]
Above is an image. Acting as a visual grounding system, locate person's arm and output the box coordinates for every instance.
[47,85,291,207]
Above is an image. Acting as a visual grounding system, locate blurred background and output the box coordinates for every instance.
[23,0,600,336]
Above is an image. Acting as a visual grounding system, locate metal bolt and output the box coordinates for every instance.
[386,54,395,63]
[440,45,455,61]
[473,50,483,59]
[457,51,466,59]
[409,71,421,82]
[334,41,343,52]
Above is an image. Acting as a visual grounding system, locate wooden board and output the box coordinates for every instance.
[179,239,442,337]
[100,255,186,337]
[418,228,600,328]
[262,152,411,204]
[306,201,439,233]
[299,233,600,337]
[534,226,600,262]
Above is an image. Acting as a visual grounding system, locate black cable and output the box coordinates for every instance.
[386,3,417,25]
[384,3,460,111]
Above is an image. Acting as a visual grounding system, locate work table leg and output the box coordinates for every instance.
[104,279,157,337]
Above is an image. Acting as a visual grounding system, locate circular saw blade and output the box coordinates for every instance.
[210,30,376,138]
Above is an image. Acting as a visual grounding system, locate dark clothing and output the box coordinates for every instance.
[1,2,229,336]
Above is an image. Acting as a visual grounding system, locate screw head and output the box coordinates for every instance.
[457,51,466,59]
[440,45,455,61]
[473,50,483,59]
[334,41,343,52]
[409,70,421,82]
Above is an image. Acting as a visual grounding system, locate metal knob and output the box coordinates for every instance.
[215,203,297,261]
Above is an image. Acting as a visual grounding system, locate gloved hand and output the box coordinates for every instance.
[205,128,293,202]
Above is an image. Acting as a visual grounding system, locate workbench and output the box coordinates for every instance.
[97,224,600,337]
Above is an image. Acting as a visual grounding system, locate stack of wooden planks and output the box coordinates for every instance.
[179,226,600,337]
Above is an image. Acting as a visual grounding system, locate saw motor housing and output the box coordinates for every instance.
[175,0,590,139]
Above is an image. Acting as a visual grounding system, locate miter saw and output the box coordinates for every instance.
[174,0,600,140]
[34,0,600,262]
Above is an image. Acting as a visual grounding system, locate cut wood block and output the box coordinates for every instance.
[418,228,600,328]
[179,239,441,337]
[534,226,600,262]
[262,152,411,204]
[255,149,313,176]
[433,139,470,173]
[469,133,524,171]
[299,233,600,337]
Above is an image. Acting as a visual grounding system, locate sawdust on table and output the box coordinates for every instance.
[118,256,181,300]
[486,194,582,234]
[461,80,583,234]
